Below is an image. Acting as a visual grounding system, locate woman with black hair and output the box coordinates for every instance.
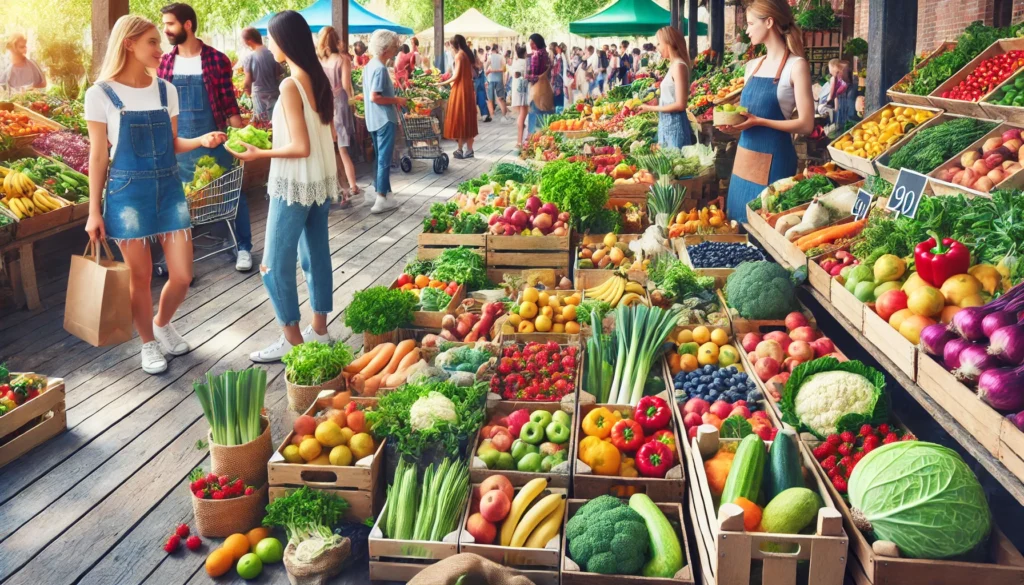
[228,10,338,362]
[439,34,480,159]
[525,33,554,136]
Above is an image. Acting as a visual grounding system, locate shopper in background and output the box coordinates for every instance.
[440,35,480,159]
[444,40,455,74]
[240,27,283,122]
[619,40,633,85]
[597,46,609,94]
[607,47,619,90]
[472,48,492,122]
[510,44,529,146]
[722,0,814,220]
[574,52,591,103]
[631,47,642,75]
[818,58,856,135]
[85,16,226,374]
[394,44,413,89]
[550,42,565,113]
[0,32,45,91]
[360,30,405,214]
[317,26,359,209]
[353,40,370,67]
[158,3,254,272]
[525,33,554,137]
[486,43,509,122]
[639,27,693,149]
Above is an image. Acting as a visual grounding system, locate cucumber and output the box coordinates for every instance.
[764,429,803,500]
[629,493,684,578]
[761,487,822,534]
[719,434,766,508]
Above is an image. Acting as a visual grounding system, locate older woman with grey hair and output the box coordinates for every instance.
[362,29,407,213]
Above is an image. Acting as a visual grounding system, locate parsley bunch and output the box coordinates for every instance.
[263,486,348,550]
[345,287,417,335]
[282,341,354,386]
[430,247,489,290]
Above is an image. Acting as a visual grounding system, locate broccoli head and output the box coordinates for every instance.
[566,495,649,575]
[724,261,800,320]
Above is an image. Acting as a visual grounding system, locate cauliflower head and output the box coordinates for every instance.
[781,358,888,439]
[409,391,457,431]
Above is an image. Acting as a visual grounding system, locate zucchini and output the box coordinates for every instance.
[764,429,803,500]
[629,493,683,578]
[719,434,766,508]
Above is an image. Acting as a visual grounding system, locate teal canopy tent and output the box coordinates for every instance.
[254,0,413,35]
[569,0,707,38]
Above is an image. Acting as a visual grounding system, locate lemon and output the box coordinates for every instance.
[282,444,303,463]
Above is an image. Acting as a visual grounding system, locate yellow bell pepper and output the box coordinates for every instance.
[619,457,639,478]
[582,407,616,438]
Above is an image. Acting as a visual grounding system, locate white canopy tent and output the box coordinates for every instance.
[416,8,519,40]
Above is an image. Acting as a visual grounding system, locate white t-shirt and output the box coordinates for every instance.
[84,78,180,158]
[173,55,203,76]
[745,55,804,120]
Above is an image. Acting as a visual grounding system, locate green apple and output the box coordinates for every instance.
[478,446,500,468]
[540,454,555,472]
[529,410,553,429]
[520,421,546,445]
[510,439,538,462]
[517,452,542,472]
[495,452,515,470]
[545,421,570,444]
[551,410,571,427]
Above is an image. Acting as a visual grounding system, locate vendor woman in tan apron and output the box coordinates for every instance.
[723,0,815,220]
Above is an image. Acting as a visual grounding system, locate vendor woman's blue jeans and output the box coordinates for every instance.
[371,121,396,196]
[261,197,333,326]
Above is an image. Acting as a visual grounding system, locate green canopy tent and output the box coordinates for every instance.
[569,0,707,38]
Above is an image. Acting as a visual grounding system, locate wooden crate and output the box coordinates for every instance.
[390,278,465,329]
[674,233,760,288]
[827,103,943,176]
[916,352,1002,456]
[807,244,854,301]
[861,306,917,380]
[875,112,966,183]
[574,233,647,284]
[0,102,64,148]
[561,499,696,585]
[573,390,686,503]
[798,439,1024,585]
[887,42,958,106]
[830,277,866,331]
[720,290,788,336]
[0,204,16,247]
[575,266,648,291]
[486,234,571,285]
[608,180,654,200]
[368,497,463,581]
[1000,417,1024,486]
[686,427,848,585]
[927,122,1024,197]
[980,66,1024,123]
[928,39,1024,117]
[470,400,577,489]
[416,232,487,261]
[13,194,74,238]
[0,376,66,468]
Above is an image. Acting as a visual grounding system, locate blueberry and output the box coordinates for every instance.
[704,365,715,373]
[736,373,748,381]
[696,384,707,394]
[708,390,719,400]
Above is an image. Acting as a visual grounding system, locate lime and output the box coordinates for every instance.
[255,537,284,564]
[236,553,263,580]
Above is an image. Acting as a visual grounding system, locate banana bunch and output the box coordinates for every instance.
[584,274,649,308]
[499,477,566,548]
[3,170,36,199]
[7,189,64,219]
[0,165,10,178]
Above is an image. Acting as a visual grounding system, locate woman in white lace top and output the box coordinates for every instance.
[229,10,339,362]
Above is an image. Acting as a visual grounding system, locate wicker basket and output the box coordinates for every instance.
[363,330,400,352]
[209,416,273,487]
[286,371,346,412]
[192,483,268,537]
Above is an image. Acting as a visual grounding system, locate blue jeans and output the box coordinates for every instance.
[262,197,333,326]
[235,194,252,252]
[371,121,396,196]
[528,103,555,135]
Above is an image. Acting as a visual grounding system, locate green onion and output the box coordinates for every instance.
[193,368,268,446]
[608,304,681,405]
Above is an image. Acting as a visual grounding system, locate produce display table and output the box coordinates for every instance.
[1,216,85,310]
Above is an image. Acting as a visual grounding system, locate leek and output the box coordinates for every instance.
[607,305,681,405]
[193,368,268,446]
[585,310,615,403]
[383,457,469,542]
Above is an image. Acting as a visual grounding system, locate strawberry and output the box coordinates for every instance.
[859,424,874,437]
[185,535,202,551]
[175,524,190,539]
[862,441,876,453]
[189,477,206,492]
[164,535,181,553]
[877,423,891,435]
[812,444,831,459]
[193,490,205,499]
[837,442,852,456]
[218,475,230,487]
[831,476,848,492]
[853,451,866,463]
[244,486,255,496]
[211,490,225,500]
[839,455,854,470]
[826,434,842,446]
[839,431,856,444]
[205,472,218,484]
[820,455,837,470]
[901,433,916,441]
[883,432,899,445]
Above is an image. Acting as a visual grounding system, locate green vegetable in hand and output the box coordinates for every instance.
[263,486,348,560]
[565,495,650,575]
[345,286,417,335]
[780,358,888,439]
[724,261,800,320]
[226,124,272,152]
[282,341,354,386]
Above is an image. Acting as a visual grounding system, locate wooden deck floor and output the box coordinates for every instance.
[0,119,520,585]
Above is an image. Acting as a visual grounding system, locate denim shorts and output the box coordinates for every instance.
[103,167,191,241]
[487,81,506,101]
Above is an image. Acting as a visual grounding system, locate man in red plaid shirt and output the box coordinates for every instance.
[158,3,254,273]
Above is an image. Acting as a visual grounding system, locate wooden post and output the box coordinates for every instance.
[688,0,698,59]
[866,0,917,112]
[332,0,349,51]
[433,0,444,72]
[709,0,724,64]
[671,0,679,33]
[91,0,129,76]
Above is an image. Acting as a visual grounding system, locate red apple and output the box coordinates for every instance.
[763,331,793,353]
[701,412,723,429]
[479,489,512,523]
[787,340,814,362]
[784,311,809,331]
[783,357,803,372]
[741,332,762,353]
[789,326,818,343]
[479,474,514,503]
[811,337,835,357]
[729,405,752,419]
[709,400,733,420]
[466,513,497,544]
[755,340,785,363]
[688,426,698,440]
[490,429,513,452]
[683,412,703,429]
[751,410,770,420]
[875,289,908,322]
[754,357,781,382]
[767,372,791,389]
[683,398,710,417]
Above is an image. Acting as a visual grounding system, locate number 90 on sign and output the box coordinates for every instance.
[885,169,928,219]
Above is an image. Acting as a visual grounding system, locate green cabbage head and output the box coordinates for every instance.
[848,441,991,560]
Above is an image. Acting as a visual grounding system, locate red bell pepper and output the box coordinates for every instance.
[634,396,671,434]
[650,429,677,464]
[610,419,645,452]
[914,231,971,287]
[636,440,673,478]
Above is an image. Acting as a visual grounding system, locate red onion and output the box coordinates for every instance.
[989,323,1024,365]
[978,365,1024,411]
[1008,411,1024,432]
[983,310,1021,339]
[954,344,1003,384]
[943,338,976,370]
[951,285,1024,341]
[919,323,957,356]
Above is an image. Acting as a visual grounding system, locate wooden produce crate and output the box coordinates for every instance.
[416,232,487,261]
[861,305,918,380]
[687,427,848,585]
[874,112,966,183]
[266,393,384,521]
[470,400,577,489]
[674,233,761,288]
[798,438,1024,585]
[0,102,64,148]
[720,289,788,336]
[752,204,811,271]
[916,352,1003,460]
[807,244,853,301]
[573,390,686,502]
[980,67,1024,123]
[608,180,654,201]
[368,497,464,582]
[830,276,866,331]
[11,194,74,239]
[0,204,17,247]
[887,42,958,106]
[928,39,1024,117]
[574,233,647,285]
[1001,418,1024,487]
[500,288,583,343]
[486,234,571,285]
[560,498,696,585]
[827,103,943,176]
[576,265,648,292]
[390,278,465,329]
[0,376,66,468]
[926,122,1024,198]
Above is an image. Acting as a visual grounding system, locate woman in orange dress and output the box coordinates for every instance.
[440,34,479,159]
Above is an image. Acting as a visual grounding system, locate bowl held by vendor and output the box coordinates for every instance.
[722,0,815,220]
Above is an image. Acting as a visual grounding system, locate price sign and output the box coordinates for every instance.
[851,189,873,221]
[885,169,928,219]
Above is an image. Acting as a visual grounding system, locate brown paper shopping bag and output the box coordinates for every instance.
[63,241,133,346]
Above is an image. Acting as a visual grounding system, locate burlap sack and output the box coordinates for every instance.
[192,483,268,538]
[209,416,272,487]
[286,372,346,412]
[407,553,537,585]
[283,538,351,585]
[363,330,399,352]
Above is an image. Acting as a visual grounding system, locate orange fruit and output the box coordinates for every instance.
[246,527,271,550]
[205,547,234,577]
[223,533,252,560]
[680,353,699,372]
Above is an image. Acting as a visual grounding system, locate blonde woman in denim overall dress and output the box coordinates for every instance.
[722,0,815,221]
[84,16,227,374]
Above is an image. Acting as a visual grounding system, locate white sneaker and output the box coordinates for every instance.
[250,335,293,363]
[153,320,190,356]
[302,325,331,343]
[370,195,399,214]
[141,341,168,375]
[236,250,253,272]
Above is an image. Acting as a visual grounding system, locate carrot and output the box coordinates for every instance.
[385,357,426,388]
[796,219,867,252]
[381,340,417,377]
[345,343,385,374]
[358,343,396,377]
